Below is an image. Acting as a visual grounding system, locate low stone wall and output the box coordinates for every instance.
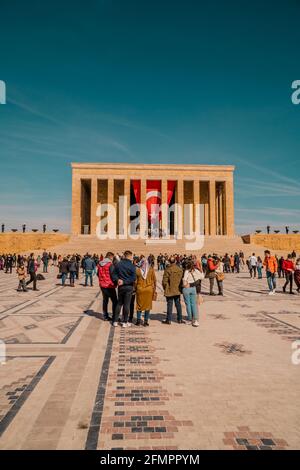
[0,233,71,254]
[242,234,300,252]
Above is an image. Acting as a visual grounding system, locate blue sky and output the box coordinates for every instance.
[0,0,299,234]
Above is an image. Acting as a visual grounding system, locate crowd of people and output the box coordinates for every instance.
[0,249,299,327]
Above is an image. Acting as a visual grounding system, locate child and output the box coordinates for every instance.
[17,262,28,292]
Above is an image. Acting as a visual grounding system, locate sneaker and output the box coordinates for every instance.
[126,322,132,327]
[162,319,171,325]
[121,323,127,328]
[177,319,186,324]
[268,290,275,295]
[273,289,276,294]
[136,319,142,326]
[185,320,192,325]
[144,321,149,327]
[113,322,119,327]
[193,320,199,327]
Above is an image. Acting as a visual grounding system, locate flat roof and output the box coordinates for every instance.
[71,162,235,171]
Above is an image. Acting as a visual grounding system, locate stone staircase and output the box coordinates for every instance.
[48,234,270,256]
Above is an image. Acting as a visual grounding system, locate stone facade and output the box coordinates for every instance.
[71,163,235,237]
[242,234,300,251]
[0,233,70,253]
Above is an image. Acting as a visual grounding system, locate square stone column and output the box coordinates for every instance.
[123,178,131,238]
[161,179,168,237]
[225,179,234,236]
[140,179,147,238]
[219,185,224,235]
[90,177,98,236]
[72,176,81,235]
[107,178,116,237]
[209,180,216,236]
[193,180,200,235]
[175,179,184,239]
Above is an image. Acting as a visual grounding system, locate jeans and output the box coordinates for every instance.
[217,280,223,295]
[182,287,198,321]
[137,310,150,322]
[166,295,182,322]
[26,272,37,290]
[115,285,133,323]
[129,294,136,322]
[101,287,118,319]
[17,279,27,291]
[250,265,257,278]
[266,271,276,291]
[43,261,48,273]
[61,273,68,285]
[257,267,262,279]
[85,270,93,286]
[209,276,215,294]
[69,271,76,285]
[283,272,293,293]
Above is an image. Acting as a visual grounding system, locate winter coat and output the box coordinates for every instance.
[162,263,183,297]
[135,267,156,311]
[97,258,115,288]
[112,259,136,286]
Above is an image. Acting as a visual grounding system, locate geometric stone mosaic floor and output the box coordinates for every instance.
[0,266,299,449]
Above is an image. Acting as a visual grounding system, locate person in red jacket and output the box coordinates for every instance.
[207,255,218,296]
[282,254,295,294]
[97,252,117,321]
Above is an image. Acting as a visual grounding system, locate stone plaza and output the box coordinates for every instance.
[0,265,299,450]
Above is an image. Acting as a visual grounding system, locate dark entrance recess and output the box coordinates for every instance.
[81,179,91,234]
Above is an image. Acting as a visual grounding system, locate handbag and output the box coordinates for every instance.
[216,272,225,282]
[191,272,202,294]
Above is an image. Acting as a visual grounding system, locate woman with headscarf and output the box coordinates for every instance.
[294,258,300,293]
[135,255,156,326]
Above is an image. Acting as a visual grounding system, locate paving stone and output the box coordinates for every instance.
[0,266,299,450]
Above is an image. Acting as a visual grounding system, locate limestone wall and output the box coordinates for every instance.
[0,233,71,254]
[242,234,300,252]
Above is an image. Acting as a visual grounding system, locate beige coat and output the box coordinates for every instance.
[135,267,156,312]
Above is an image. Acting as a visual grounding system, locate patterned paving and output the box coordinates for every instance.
[0,356,55,437]
[0,265,299,449]
[223,427,288,450]
[0,315,83,344]
[88,327,193,450]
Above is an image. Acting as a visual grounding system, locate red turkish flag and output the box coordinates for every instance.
[146,180,161,222]
[131,180,141,204]
[167,181,176,205]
